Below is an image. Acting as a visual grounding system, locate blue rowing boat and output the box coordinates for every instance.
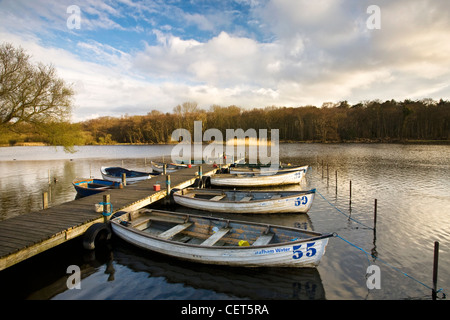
[72,178,122,197]
[101,166,160,183]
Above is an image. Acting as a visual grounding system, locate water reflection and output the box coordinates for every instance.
[1,143,449,300]
[50,239,325,300]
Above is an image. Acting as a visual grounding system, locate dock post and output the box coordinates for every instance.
[322,160,324,178]
[432,241,440,300]
[166,174,171,194]
[163,163,167,175]
[165,175,171,205]
[349,180,352,206]
[42,192,48,210]
[373,199,377,230]
[121,173,127,186]
[335,170,338,194]
[199,165,203,178]
[103,194,111,223]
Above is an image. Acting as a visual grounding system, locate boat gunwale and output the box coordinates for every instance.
[100,166,156,177]
[173,188,316,204]
[110,209,332,250]
[212,168,306,180]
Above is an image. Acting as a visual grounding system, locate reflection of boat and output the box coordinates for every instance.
[100,166,159,183]
[210,167,307,187]
[111,209,331,267]
[72,178,121,197]
[229,164,308,174]
[173,188,315,214]
[112,240,326,299]
[151,161,188,173]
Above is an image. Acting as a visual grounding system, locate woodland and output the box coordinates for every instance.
[2,99,449,147]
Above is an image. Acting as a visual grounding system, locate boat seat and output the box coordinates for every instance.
[201,228,230,246]
[252,233,274,246]
[271,194,282,199]
[240,196,253,202]
[158,222,193,240]
[210,195,226,201]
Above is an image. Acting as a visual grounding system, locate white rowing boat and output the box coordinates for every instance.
[173,188,315,214]
[229,164,308,174]
[210,166,307,187]
[110,209,331,267]
[100,166,159,183]
[151,161,188,173]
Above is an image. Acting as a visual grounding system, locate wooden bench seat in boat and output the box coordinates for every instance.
[252,233,274,246]
[210,195,226,201]
[240,196,253,202]
[158,222,193,240]
[131,214,186,230]
[201,228,231,246]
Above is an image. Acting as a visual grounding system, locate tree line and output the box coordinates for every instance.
[79,99,449,145]
[2,43,449,149]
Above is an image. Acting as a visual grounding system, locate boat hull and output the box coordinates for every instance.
[101,166,156,183]
[229,165,308,174]
[72,178,121,197]
[111,211,330,267]
[210,168,306,187]
[173,189,315,214]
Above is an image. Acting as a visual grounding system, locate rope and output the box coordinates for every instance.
[316,189,374,230]
[334,233,446,299]
[98,202,113,216]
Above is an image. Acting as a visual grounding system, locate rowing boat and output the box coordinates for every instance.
[210,166,307,187]
[151,161,188,173]
[173,188,315,214]
[101,166,159,183]
[110,209,331,267]
[72,178,121,197]
[229,164,308,174]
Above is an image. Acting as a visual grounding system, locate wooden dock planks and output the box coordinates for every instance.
[0,164,220,271]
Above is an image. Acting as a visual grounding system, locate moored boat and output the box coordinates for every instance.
[173,188,315,214]
[110,209,332,267]
[210,166,307,187]
[101,166,159,183]
[72,178,121,197]
[151,161,188,173]
[229,164,308,174]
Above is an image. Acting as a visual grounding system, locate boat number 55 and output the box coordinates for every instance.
[295,196,308,206]
[292,242,316,260]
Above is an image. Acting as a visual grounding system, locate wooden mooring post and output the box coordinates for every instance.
[349,180,352,206]
[373,199,378,230]
[335,170,338,194]
[103,194,111,223]
[322,160,324,178]
[42,192,48,210]
[432,241,440,300]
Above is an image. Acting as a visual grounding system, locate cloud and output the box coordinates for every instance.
[0,0,449,122]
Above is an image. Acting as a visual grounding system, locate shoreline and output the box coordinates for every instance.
[1,139,449,148]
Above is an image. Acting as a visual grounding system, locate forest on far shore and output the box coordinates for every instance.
[1,98,449,147]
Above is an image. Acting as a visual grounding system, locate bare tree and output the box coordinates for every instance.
[0,42,74,130]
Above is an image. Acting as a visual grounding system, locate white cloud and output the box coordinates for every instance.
[1,0,449,122]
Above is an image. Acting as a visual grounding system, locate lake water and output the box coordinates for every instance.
[0,143,449,300]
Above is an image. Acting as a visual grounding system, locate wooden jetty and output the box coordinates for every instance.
[0,164,221,271]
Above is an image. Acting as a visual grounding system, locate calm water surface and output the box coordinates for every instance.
[0,143,449,300]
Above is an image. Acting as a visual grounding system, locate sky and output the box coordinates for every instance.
[0,0,449,122]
